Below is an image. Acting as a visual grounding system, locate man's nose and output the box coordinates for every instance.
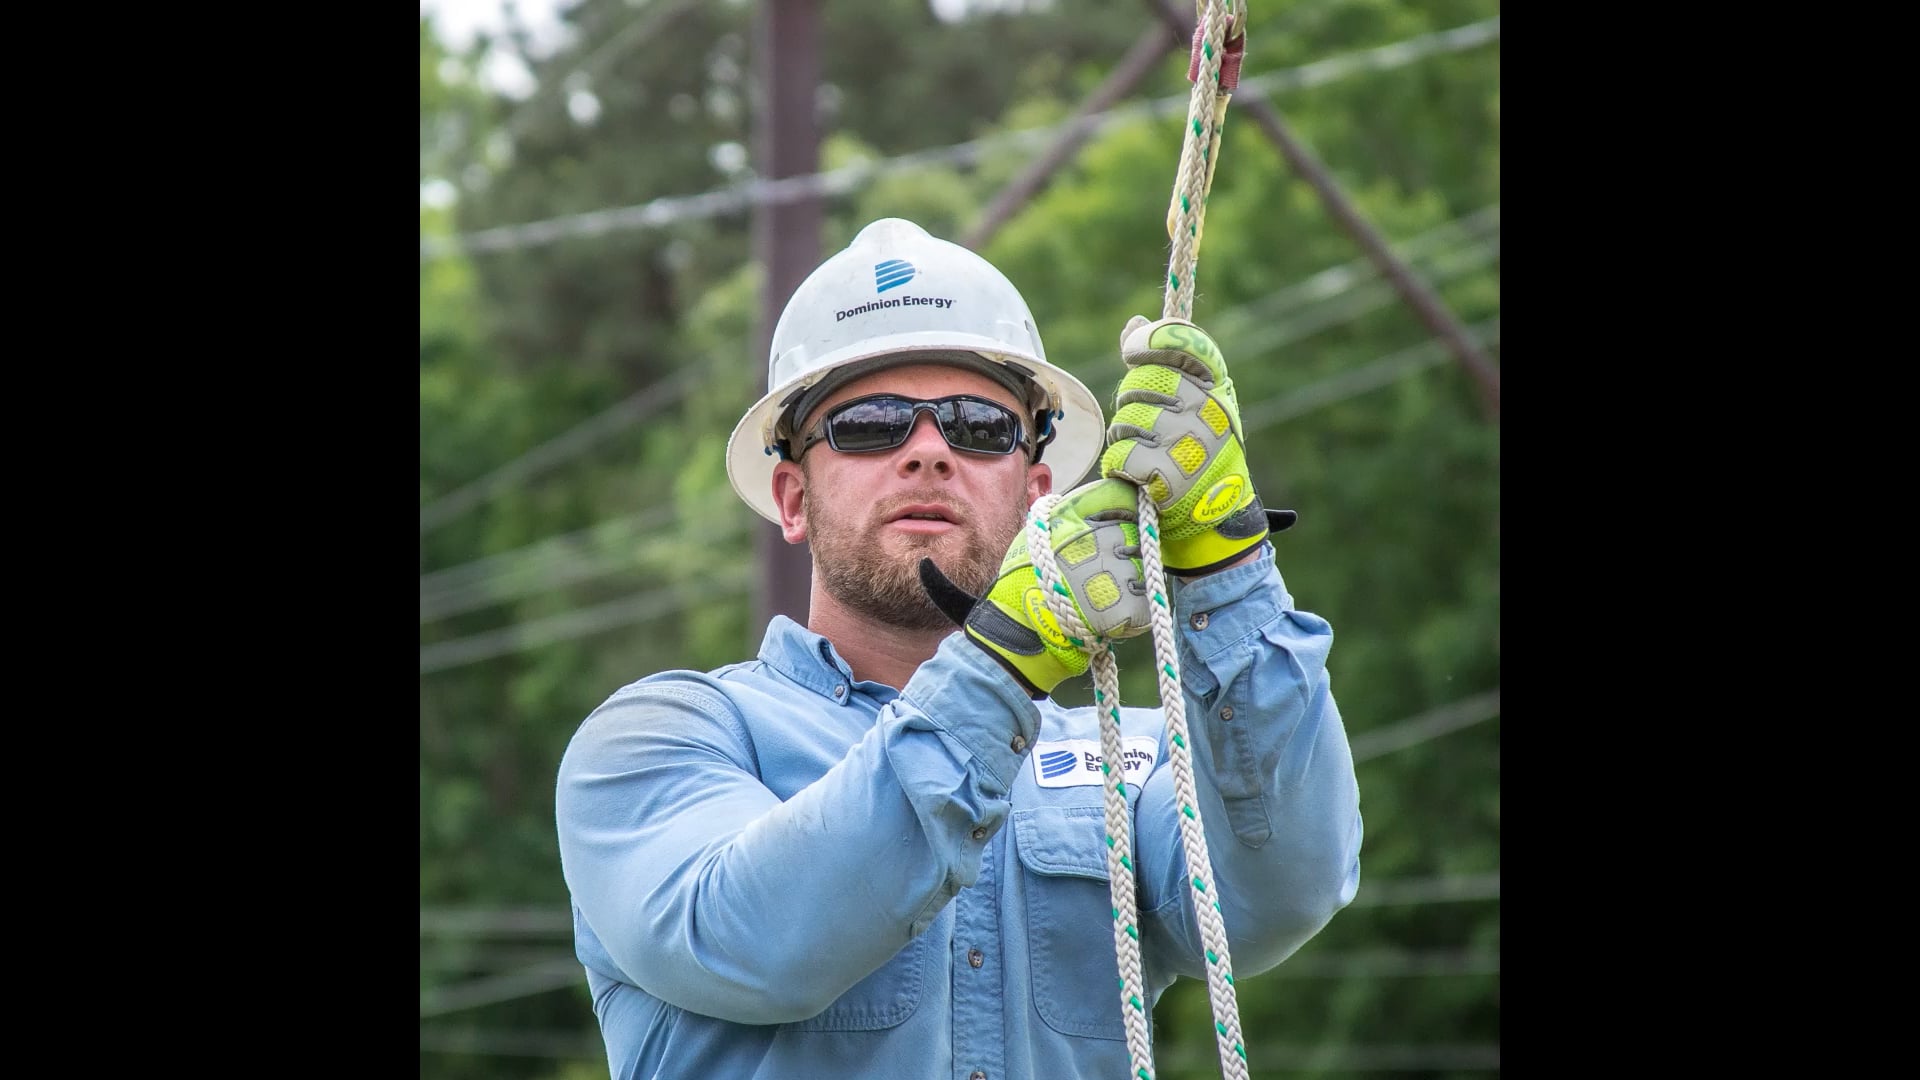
[896,411,953,477]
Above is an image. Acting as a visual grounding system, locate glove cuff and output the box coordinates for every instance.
[963,615,1077,698]
[1162,496,1280,575]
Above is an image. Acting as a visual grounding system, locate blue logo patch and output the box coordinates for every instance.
[874,259,917,293]
[1039,749,1078,779]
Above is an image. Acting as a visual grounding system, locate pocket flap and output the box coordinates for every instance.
[1012,805,1112,881]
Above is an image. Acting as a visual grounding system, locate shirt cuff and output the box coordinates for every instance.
[1169,541,1291,698]
[898,632,1043,795]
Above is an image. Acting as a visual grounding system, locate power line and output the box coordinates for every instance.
[1241,317,1500,432]
[1350,871,1498,908]
[418,564,754,674]
[420,507,654,595]
[961,18,1184,250]
[1350,690,1500,764]
[422,907,573,937]
[423,944,577,974]
[1266,948,1498,979]
[419,956,586,1020]
[498,0,704,142]
[1225,235,1499,360]
[420,18,1500,260]
[419,365,706,535]
[419,512,751,623]
[420,536,648,623]
[1209,204,1499,331]
[419,1026,603,1060]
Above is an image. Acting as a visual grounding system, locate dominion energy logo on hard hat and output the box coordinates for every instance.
[874,259,917,292]
[835,260,956,321]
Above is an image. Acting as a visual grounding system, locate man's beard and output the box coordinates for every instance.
[805,481,1025,632]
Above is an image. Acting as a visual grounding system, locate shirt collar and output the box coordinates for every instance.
[757,615,865,703]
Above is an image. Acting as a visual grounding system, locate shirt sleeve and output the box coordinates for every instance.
[1133,543,1365,983]
[553,636,1039,1026]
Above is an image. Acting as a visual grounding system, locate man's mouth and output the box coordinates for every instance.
[886,504,960,533]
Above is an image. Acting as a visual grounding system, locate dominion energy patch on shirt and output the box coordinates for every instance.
[1031,737,1160,789]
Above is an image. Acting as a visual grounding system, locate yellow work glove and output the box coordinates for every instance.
[918,478,1152,697]
[1098,316,1294,575]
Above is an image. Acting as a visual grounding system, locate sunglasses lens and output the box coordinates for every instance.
[828,397,917,452]
[823,395,1022,455]
[941,399,1019,453]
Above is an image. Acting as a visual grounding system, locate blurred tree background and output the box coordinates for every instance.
[420,0,1499,1076]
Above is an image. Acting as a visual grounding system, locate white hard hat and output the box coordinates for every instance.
[725,217,1106,524]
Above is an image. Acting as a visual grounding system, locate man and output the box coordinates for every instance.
[556,217,1362,1079]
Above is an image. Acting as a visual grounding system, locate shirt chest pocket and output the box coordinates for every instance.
[1015,805,1130,1042]
[784,919,933,1032]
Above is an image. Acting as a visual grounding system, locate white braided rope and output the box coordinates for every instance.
[1025,492,1155,1078]
[1152,0,1251,1073]
[1164,0,1243,322]
[1026,4,1251,1074]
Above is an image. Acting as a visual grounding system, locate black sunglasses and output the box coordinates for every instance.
[798,393,1030,458]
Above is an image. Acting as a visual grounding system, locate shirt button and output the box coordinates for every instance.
[1220,706,1235,721]
[1190,611,1210,630]
[1010,734,1027,753]
[968,948,984,968]
[970,1072,987,1080]
[971,826,987,841]
[833,684,846,698]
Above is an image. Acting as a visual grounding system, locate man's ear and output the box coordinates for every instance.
[772,461,808,544]
[1026,462,1053,507]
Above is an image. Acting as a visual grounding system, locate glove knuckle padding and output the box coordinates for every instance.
[1051,513,1150,639]
[1041,479,1149,635]
[1100,373,1241,534]
[1101,317,1269,575]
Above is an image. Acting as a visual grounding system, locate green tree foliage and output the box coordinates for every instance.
[421,2,1499,1076]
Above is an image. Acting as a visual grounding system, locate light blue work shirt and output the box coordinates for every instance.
[555,548,1363,1079]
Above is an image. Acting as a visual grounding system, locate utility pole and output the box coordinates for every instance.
[753,0,822,630]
